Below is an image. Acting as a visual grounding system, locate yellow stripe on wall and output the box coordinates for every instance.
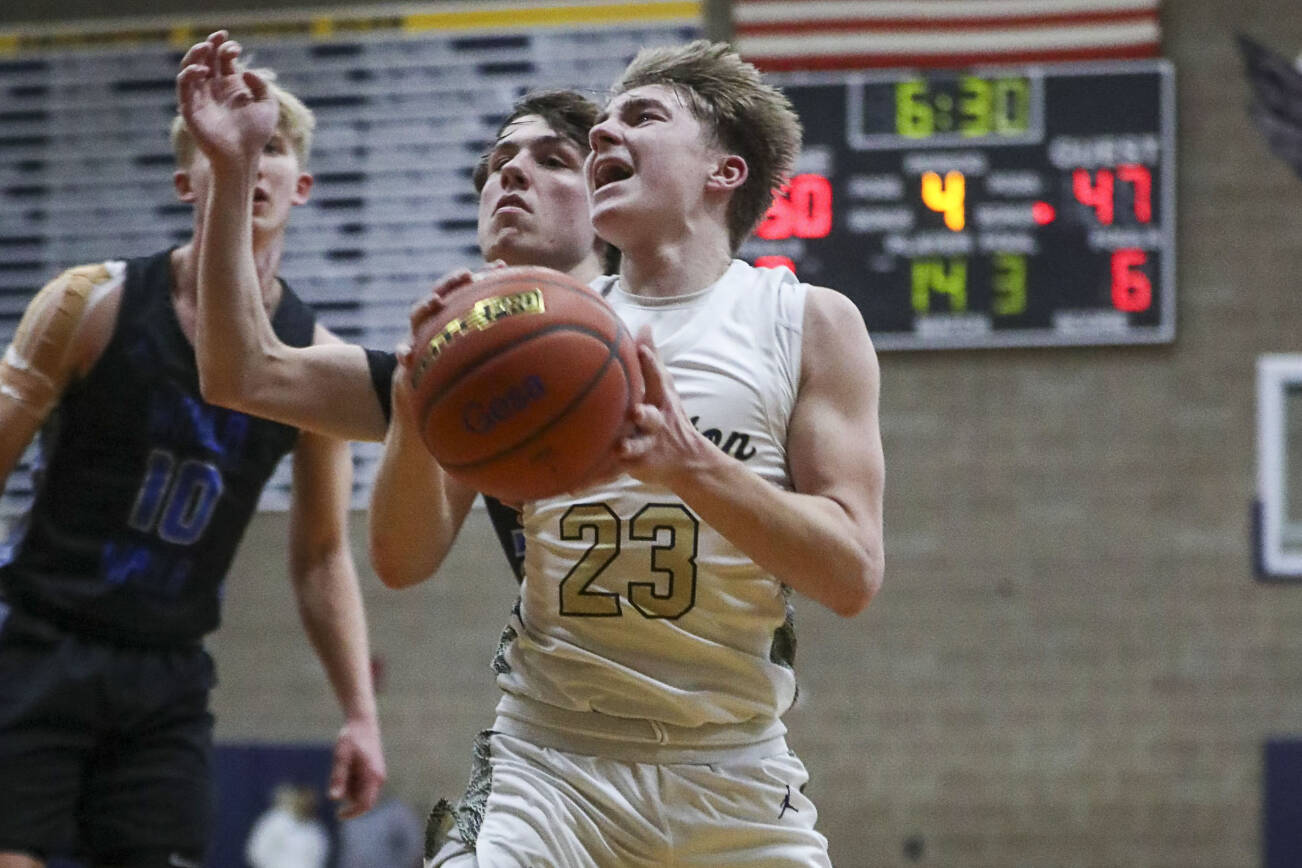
[404,2,700,33]
[0,2,701,54]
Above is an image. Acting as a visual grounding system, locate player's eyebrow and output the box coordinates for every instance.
[491,133,582,156]
[593,95,669,127]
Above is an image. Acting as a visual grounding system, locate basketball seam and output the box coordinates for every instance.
[434,324,630,472]
[566,325,640,485]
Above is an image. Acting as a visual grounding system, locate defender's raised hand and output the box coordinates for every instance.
[176,30,278,164]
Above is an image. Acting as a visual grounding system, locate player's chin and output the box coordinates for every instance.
[484,226,536,253]
[588,205,638,249]
[250,211,288,234]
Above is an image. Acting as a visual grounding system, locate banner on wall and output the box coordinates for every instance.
[731,0,1163,71]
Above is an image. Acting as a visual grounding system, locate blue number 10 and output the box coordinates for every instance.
[127,449,224,545]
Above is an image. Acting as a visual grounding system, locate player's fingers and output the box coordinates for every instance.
[635,340,669,409]
[175,65,209,107]
[179,42,211,72]
[243,69,269,102]
[617,433,650,462]
[408,295,446,331]
[410,269,473,329]
[434,268,475,296]
[356,767,384,815]
[631,403,665,433]
[336,771,363,819]
[394,341,413,367]
[217,40,242,76]
[328,738,353,800]
[481,259,508,272]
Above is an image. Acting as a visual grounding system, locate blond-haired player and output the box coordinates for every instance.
[375,40,885,866]
[0,49,384,868]
[176,31,614,582]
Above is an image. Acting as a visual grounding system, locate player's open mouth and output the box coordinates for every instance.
[592,158,633,190]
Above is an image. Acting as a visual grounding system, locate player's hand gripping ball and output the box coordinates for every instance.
[408,266,644,502]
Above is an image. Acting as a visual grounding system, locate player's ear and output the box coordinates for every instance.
[291,172,313,206]
[705,154,747,194]
[173,169,196,203]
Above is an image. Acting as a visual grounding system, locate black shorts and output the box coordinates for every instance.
[0,605,215,865]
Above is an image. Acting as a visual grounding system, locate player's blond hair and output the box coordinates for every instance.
[170,68,315,168]
[613,40,801,253]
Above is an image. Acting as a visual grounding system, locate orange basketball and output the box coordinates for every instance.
[408,265,644,502]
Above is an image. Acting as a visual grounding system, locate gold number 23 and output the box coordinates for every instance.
[558,503,699,619]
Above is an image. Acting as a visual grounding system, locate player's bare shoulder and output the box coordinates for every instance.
[13,262,124,390]
[803,283,866,330]
[806,282,874,349]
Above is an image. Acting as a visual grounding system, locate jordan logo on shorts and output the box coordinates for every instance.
[778,784,799,819]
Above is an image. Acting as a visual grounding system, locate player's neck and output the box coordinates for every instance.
[563,254,604,285]
[170,238,284,316]
[619,231,732,299]
[248,231,288,304]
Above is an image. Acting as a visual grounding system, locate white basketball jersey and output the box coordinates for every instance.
[495,260,808,731]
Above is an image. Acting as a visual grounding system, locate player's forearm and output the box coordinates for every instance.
[672,448,882,616]
[369,421,475,588]
[291,551,380,723]
[195,159,278,408]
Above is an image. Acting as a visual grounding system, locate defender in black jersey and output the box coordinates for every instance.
[177,32,614,585]
[0,62,384,868]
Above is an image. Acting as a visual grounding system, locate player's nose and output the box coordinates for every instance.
[588,118,621,152]
[499,154,531,189]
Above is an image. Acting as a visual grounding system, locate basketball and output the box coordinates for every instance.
[408,265,644,502]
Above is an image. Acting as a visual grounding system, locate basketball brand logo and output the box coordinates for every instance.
[462,374,546,434]
[415,288,546,381]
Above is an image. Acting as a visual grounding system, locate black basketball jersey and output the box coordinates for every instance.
[0,249,316,646]
[364,348,524,581]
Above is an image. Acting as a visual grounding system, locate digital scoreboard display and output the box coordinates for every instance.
[743,60,1176,350]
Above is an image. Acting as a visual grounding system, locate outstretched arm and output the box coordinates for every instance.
[177,31,387,442]
[288,429,386,817]
[617,286,884,616]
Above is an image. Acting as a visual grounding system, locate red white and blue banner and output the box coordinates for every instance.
[732,0,1163,71]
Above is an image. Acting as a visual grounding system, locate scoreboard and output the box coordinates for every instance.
[743,60,1176,350]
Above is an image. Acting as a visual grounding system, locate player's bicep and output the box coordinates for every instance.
[0,395,44,487]
[787,288,884,535]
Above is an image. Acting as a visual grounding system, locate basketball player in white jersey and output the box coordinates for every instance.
[373,40,886,866]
